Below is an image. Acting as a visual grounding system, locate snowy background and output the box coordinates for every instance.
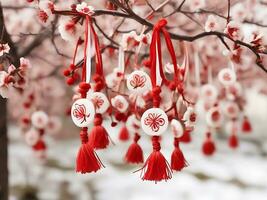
[8,87,267,200]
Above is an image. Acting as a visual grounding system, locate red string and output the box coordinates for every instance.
[90,21,104,77]
[82,16,90,82]
[72,38,82,66]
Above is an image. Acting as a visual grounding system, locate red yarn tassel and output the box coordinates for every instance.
[140,136,172,182]
[119,125,130,141]
[76,128,103,174]
[125,133,143,164]
[32,139,46,151]
[228,133,239,149]
[202,132,216,156]
[88,113,110,149]
[171,137,188,171]
[180,129,191,143]
[242,116,252,133]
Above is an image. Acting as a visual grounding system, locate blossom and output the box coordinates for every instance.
[231,3,247,22]
[0,43,10,56]
[189,0,205,11]
[0,71,9,98]
[76,2,95,15]
[205,15,219,32]
[58,18,83,41]
[20,57,32,69]
[224,21,243,40]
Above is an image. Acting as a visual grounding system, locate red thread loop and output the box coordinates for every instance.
[152,136,161,151]
[154,19,167,30]
[94,113,103,125]
[134,133,141,143]
[80,128,88,144]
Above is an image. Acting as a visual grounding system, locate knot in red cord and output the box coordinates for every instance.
[152,136,161,151]
[80,128,88,144]
[152,86,161,107]
[154,19,167,31]
[168,81,176,91]
[79,82,90,98]
[206,132,211,139]
[134,133,141,143]
[94,113,103,125]
[174,137,180,148]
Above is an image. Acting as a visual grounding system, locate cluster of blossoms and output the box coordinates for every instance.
[1,0,266,182]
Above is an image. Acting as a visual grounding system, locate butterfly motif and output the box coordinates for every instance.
[72,103,90,124]
[92,95,104,109]
[144,113,165,132]
[130,74,146,89]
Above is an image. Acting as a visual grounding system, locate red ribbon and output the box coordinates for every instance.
[81,16,104,82]
[149,19,181,90]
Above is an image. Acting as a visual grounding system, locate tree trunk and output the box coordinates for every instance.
[0,98,8,200]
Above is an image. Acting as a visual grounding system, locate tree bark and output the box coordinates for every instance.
[0,3,18,199]
[0,98,8,200]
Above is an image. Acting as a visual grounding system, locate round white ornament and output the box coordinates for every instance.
[201,84,218,102]
[111,95,129,113]
[25,128,40,146]
[89,92,110,114]
[223,101,239,119]
[71,98,95,127]
[126,70,151,94]
[206,107,223,128]
[170,119,184,138]
[126,114,141,132]
[31,111,49,129]
[218,68,236,86]
[141,108,168,136]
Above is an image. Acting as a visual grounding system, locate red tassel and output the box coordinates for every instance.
[202,132,216,156]
[140,136,172,182]
[171,138,188,171]
[32,139,46,151]
[88,113,110,149]
[228,133,239,149]
[125,133,144,164]
[119,125,130,141]
[179,129,191,143]
[76,128,103,174]
[242,116,252,133]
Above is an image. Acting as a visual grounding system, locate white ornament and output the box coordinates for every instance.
[141,108,168,136]
[25,128,40,146]
[31,111,49,129]
[223,101,239,119]
[206,107,223,128]
[126,70,151,94]
[170,119,184,138]
[126,114,141,132]
[218,68,236,86]
[71,98,95,127]
[201,84,218,102]
[89,92,110,114]
[111,95,129,113]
